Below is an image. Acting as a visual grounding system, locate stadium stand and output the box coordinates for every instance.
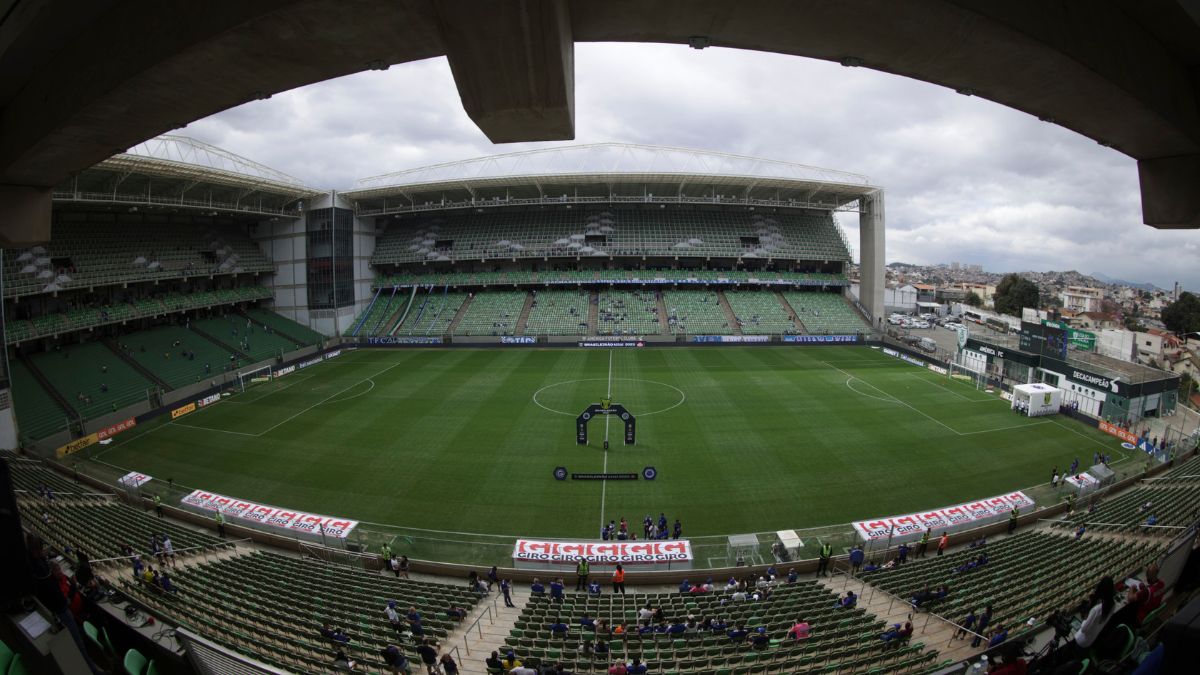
[346,287,403,336]
[9,359,73,441]
[784,291,870,335]
[119,550,479,674]
[4,286,273,345]
[524,289,591,335]
[663,290,733,335]
[453,291,527,336]
[860,531,1163,634]
[372,210,851,266]
[120,325,240,388]
[2,222,273,299]
[245,308,325,346]
[30,342,154,420]
[373,269,851,289]
[507,582,939,674]
[1059,481,1200,533]
[19,499,225,562]
[393,289,467,336]
[724,290,796,335]
[7,457,83,495]
[596,289,661,336]
[191,314,307,363]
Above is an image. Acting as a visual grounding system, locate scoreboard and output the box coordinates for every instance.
[1018,321,1068,360]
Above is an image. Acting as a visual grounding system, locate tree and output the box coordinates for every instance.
[1044,295,1063,309]
[965,292,983,308]
[1162,292,1200,335]
[993,274,1039,316]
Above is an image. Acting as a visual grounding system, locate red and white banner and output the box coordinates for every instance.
[180,489,359,539]
[513,539,692,565]
[852,491,1035,542]
[97,417,137,441]
[1098,421,1139,445]
[118,471,152,489]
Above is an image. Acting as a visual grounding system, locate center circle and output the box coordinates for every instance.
[532,378,686,417]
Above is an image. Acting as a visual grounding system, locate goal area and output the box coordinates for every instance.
[236,364,273,392]
[948,362,987,391]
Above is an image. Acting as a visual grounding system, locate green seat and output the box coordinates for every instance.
[0,641,13,673]
[8,653,29,675]
[124,648,149,675]
[83,621,106,655]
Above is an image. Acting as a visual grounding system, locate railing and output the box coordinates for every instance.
[355,193,866,217]
[52,190,304,218]
[87,538,249,565]
[460,605,494,655]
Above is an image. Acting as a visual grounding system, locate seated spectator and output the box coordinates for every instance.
[500,651,522,670]
[549,619,569,636]
[881,618,913,648]
[332,648,356,671]
[727,624,748,642]
[626,657,648,675]
[787,568,798,583]
[484,651,504,672]
[678,579,690,593]
[667,620,687,634]
[380,645,409,675]
[748,626,770,649]
[580,614,595,630]
[530,578,545,596]
[787,618,811,641]
[838,591,857,608]
[987,624,1008,648]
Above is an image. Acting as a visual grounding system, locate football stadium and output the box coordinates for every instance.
[3,5,1200,675]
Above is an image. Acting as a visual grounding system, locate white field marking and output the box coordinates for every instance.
[1047,418,1132,465]
[224,371,317,404]
[319,379,376,405]
[531,378,686,417]
[907,373,992,403]
[168,420,260,437]
[845,376,898,403]
[828,361,1050,437]
[601,350,612,530]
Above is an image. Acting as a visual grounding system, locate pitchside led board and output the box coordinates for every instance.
[1019,321,1068,360]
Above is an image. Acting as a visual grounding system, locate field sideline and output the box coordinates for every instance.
[92,346,1123,539]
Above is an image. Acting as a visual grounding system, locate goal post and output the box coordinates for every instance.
[236,364,273,393]
[948,362,986,391]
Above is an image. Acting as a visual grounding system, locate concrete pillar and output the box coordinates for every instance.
[434,0,575,142]
[858,190,886,329]
[1138,154,1200,229]
[0,185,51,246]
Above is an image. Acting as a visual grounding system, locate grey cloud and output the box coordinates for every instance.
[184,43,1198,290]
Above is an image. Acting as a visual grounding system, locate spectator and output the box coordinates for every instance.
[897,542,909,565]
[937,532,949,556]
[837,591,857,609]
[500,651,522,670]
[399,555,411,578]
[849,546,865,573]
[440,652,459,675]
[787,618,811,641]
[627,657,648,674]
[607,662,627,675]
[954,608,976,640]
[787,568,798,583]
[385,601,405,634]
[501,578,515,607]
[1066,577,1116,656]
[416,638,440,674]
[748,626,770,649]
[1075,524,1086,540]
[484,651,504,672]
[549,618,569,637]
[971,606,994,648]
[989,642,1027,675]
[612,564,626,594]
[550,578,565,603]
[987,624,1009,648]
[381,645,409,675]
[332,648,356,671]
[916,529,931,558]
[531,578,545,596]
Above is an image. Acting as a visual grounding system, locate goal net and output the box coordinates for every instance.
[948,362,987,391]
[236,364,273,393]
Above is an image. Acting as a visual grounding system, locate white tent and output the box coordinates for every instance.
[1011,382,1062,417]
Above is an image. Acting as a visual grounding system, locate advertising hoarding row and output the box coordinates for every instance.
[852,491,1035,543]
[181,489,359,539]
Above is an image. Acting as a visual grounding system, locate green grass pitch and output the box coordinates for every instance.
[93,346,1124,539]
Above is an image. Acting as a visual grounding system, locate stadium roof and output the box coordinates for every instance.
[97,135,323,199]
[344,143,877,214]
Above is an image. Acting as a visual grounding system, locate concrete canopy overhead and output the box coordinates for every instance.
[1,0,1199,244]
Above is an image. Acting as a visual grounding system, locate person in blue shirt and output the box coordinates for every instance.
[838,591,857,608]
[500,578,514,607]
[787,568,798,584]
[766,565,778,580]
[897,543,909,565]
[550,578,565,602]
[727,625,747,642]
[588,580,602,595]
[1146,514,1158,530]
[658,513,668,531]
[673,519,682,539]
[849,546,865,573]
[531,578,545,596]
[954,609,976,640]
[987,624,1008,648]
[627,657,648,674]
[678,579,690,593]
[971,606,993,648]
[580,614,595,630]
[748,627,770,649]
[549,619,569,636]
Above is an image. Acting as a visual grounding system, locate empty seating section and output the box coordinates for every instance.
[122,326,238,388]
[506,582,939,674]
[31,342,153,421]
[9,359,70,440]
[786,292,869,335]
[2,222,272,299]
[191,315,306,363]
[246,309,325,345]
[347,288,403,336]
[597,289,661,335]
[374,269,849,289]
[453,291,527,336]
[662,291,731,335]
[372,209,851,265]
[7,459,83,495]
[724,291,795,335]
[525,290,591,335]
[18,500,223,561]
[4,287,272,345]
[1060,484,1200,532]
[861,532,1162,633]
[119,551,479,673]
[1156,455,1200,482]
[394,290,467,336]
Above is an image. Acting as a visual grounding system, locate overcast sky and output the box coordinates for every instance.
[186,43,1198,291]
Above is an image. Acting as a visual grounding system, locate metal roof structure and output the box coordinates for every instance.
[345,143,877,216]
[99,135,322,199]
